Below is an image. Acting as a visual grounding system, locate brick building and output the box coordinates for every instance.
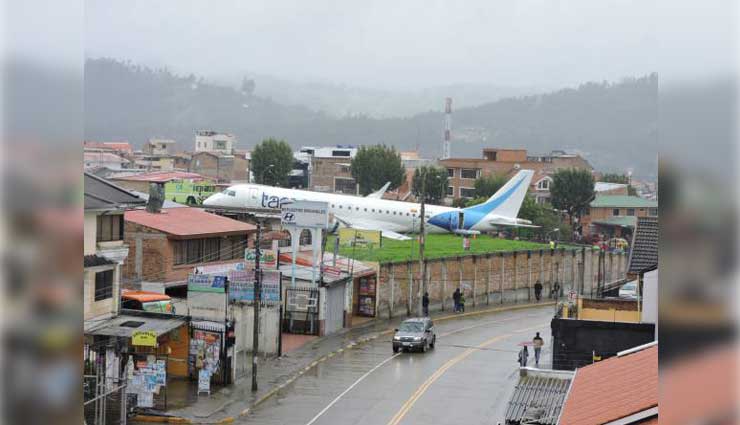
[306,146,358,194]
[439,148,593,204]
[189,151,249,183]
[122,207,255,287]
[581,195,658,239]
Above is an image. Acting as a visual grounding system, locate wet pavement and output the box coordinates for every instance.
[237,306,554,425]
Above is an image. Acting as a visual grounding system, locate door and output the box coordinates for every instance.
[324,284,346,335]
[457,211,465,230]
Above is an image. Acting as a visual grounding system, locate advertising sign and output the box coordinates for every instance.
[132,330,157,347]
[338,228,382,247]
[228,270,281,302]
[244,249,277,269]
[188,274,226,293]
[198,369,211,395]
[194,262,245,275]
[281,200,329,228]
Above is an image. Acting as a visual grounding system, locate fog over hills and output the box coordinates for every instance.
[84,58,657,179]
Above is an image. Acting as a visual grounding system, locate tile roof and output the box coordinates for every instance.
[628,216,659,274]
[590,195,658,208]
[559,344,658,425]
[112,171,206,183]
[84,173,145,211]
[124,207,255,238]
[505,369,573,424]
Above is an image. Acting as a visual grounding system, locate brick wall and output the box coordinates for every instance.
[374,248,628,318]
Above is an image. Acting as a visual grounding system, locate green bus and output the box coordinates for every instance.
[165,179,218,205]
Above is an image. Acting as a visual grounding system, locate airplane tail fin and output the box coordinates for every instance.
[463,170,534,218]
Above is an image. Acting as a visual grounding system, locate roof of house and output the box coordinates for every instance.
[628,216,659,274]
[591,216,638,228]
[83,141,133,152]
[505,369,574,425]
[84,173,145,211]
[112,170,206,183]
[590,195,658,208]
[84,152,129,163]
[559,344,658,425]
[124,207,255,238]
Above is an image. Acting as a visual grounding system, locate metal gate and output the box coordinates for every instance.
[283,286,320,335]
[324,283,346,335]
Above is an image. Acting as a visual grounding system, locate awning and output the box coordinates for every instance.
[191,320,225,333]
[85,314,186,338]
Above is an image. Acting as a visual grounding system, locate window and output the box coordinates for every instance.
[356,207,359,211]
[364,208,367,212]
[536,179,550,190]
[447,168,455,177]
[612,209,620,216]
[334,178,357,194]
[215,141,227,149]
[460,187,476,198]
[372,209,376,212]
[393,211,397,215]
[332,150,351,157]
[174,237,244,265]
[460,169,480,179]
[97,214,123,242]
[626,208,635,216]
[446,186,454,196]
[386,210,390,214]
[94,269,114,301]
[648,208,658,217]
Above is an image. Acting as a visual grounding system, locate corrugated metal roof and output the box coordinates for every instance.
[628,216,658,274]
[85,314,186,338]
[84,173,145,210]
[505,369,573,424]
[590,195,657,208]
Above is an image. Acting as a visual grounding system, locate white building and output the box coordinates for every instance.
[195,131,235,154]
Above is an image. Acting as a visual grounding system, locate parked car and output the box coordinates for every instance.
[121,290,175,313]
[619,281,638,299]
[392,317,436,353]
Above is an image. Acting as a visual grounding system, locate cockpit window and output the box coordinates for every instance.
[222,189,236,197]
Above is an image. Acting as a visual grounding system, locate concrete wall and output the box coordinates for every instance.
[84,212,98,255]
[233,305,281,380]
[374,248,628,319]
[83,265,120,320]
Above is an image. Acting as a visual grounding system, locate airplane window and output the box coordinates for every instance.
[339,205,343,209]
[386,210,390,214]
[227,190,236,197]
[356,207,359,211]
[372,209,375,212]
[331,204,335,208]
[393,211,397,215]
[364,208,367,212]
[406,212,410,216]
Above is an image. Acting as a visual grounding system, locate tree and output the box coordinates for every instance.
[350,145,406,196]
[411,166,449,204]
[473,174,508,199]
[550,169,595,225]
[251,138,293,186]
[600,173,637,196]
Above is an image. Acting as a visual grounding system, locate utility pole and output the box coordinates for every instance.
[418,173,426,317]
[251,222,262,392]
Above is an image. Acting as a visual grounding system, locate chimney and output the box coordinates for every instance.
[146,182,165,213]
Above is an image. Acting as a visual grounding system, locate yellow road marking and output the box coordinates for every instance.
[386,324,543,425]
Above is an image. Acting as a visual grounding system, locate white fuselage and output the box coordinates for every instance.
[203,184,495,234]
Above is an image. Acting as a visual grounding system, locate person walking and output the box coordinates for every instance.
[532,332,544,366]
[552,281,560,299]
[534,280,543,302]
[422,291,430,317]
[459,291,466,313]
[517,346,529,367]
[453,288,461,313]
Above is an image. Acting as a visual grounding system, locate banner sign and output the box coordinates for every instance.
[228,270,281,302]
[194,262,245,275]
[338,228,382,247]
[132,330,157,347]
[244,249,277,269]
[188,274,226,293]
[281,200,329,228]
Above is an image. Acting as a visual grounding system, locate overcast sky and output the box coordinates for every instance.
[82,0,736,90]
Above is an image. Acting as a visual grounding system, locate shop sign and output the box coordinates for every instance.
[228,270,281,302]
[338,228,382,247]
[244,249,277,269]
[188,274,226,293]
[194,262,245,276]
[132,330,157,347]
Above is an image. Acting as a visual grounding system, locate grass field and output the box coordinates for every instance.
[327,233,549,263]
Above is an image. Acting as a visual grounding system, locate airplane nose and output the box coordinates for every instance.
[202,193,220,206]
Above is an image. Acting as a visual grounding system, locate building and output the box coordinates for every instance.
[581,195,658,239]
[190,151,248,183]
[195,130,235,154]
[111,170,208,193]
[306,146,358,194]
[439,148,593,204]
[558,343,658,424]
[143,138,176,156]
[122,207,256,289]
[83,141,134,155]
[84,173,146,321]
[383,151,434,201]
[84,151,131,170]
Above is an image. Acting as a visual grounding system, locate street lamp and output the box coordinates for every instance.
[417,172,446,316]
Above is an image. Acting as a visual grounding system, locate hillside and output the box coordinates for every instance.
[84,58,658,178]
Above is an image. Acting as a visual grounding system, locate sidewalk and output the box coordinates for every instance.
[134,299,555,424]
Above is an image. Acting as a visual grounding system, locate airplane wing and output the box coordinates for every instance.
[333,214,412,240]
[488,217,541,228]
[366,182,391,199]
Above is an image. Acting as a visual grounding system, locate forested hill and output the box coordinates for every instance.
[85,58,657,178]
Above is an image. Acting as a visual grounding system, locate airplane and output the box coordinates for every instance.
[202,169,536,240]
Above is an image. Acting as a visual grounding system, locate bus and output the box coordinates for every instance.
[164,178,217,205]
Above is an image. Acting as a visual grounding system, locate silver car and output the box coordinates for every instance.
[392,318,436,353]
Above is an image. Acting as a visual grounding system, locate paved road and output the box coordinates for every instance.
[238,305,554,425]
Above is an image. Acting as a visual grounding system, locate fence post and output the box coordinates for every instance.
[407,262,412,316]
[486,254,492,306]
[527,250,532,302]
[389,265,395,318]
[512,252,518,302]
[500,253,505,304]
[441,259,447,311]
[472,256,477,307]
